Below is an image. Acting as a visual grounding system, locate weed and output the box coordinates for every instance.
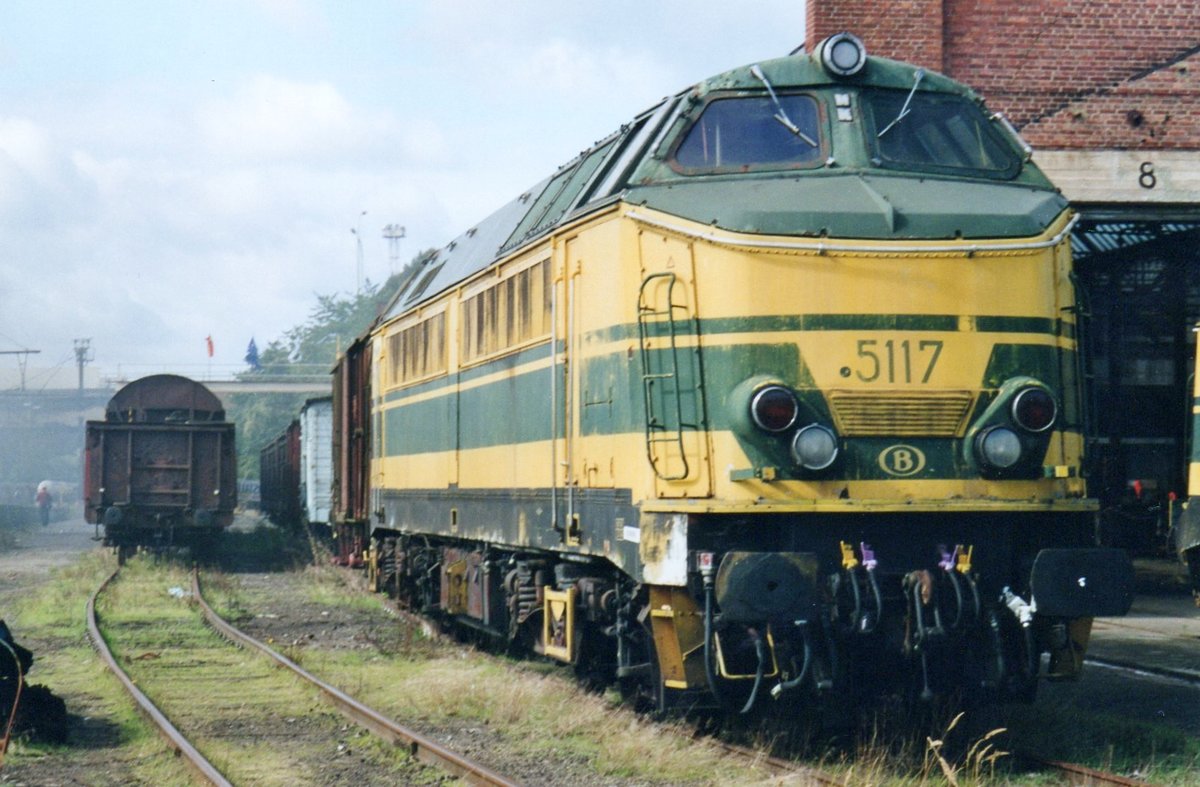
[924,713,1008,786]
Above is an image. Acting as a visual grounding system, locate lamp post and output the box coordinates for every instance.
[351,210,367,294]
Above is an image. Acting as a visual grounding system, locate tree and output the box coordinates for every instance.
[227,249,438,479]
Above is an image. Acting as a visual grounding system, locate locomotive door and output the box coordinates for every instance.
[636,230,712,498]
[552,233,621,546]
[564,234,617,492]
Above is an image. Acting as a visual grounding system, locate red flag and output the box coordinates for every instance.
[206,335,214,357]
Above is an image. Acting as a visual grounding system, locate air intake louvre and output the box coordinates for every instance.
[828,390,975,437]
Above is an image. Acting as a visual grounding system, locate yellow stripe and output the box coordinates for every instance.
[640,499,1098,514]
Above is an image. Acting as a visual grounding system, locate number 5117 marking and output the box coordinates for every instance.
[854,339,943,383]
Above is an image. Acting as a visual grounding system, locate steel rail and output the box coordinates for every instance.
[190,569,520,787]
[1085,655,1200,687]
[692,733,844,785]
[1026,754,1152,786]
[714,733,1151,786]
[708,731,1152,786]
[86,568,233,787]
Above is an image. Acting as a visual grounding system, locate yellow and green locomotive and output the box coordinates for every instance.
[351,34,1132,712]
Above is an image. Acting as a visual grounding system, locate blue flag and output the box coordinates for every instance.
[245,338,261,370]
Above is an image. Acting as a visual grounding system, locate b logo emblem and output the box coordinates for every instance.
[878,445,926,477]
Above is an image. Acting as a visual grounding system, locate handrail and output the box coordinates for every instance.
[626,210,1080,256]
[638,272,693,481]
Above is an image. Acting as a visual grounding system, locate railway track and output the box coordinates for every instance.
[1085,614,1200,688]
[704,733,1152,786]
[1028,756,1154,787]
[1086,654,1200,687]
[190,568,518,786]
[86,568,231,787]
[86,554,1174,786]
[696,736,845,784]
[87,562,518,786]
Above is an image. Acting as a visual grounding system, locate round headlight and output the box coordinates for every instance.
[750,386,799,433]
[977,426,1022,469]
[820,32,867,77]
[791,424,839,471]
[1012,387,1057,433]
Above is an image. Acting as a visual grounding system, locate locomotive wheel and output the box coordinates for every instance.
[617,612,664,715]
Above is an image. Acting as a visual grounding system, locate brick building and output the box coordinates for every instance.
[807,0,1200,546]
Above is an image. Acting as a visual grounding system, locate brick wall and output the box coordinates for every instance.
[806,0,1200,149]
[806,0,944,70]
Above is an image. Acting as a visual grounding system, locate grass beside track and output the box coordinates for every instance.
[1003,702,1200,785]
[206,534,1200,786]
[3,550,193,785]
[17,521,1182,786]
[96,557,442,786]
[203,557,772,785]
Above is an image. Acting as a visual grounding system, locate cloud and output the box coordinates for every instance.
[195,73,449,171]
[198,75,361,160]
[1,1,809,376]
[0,117,99,232]
[511,39,675,112]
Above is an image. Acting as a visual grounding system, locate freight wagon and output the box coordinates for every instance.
[84,375,236,560]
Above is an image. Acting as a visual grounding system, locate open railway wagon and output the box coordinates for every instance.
[259,397,333,529]
[359,34,1135,716]
[259,419,300,526]
[84,375,236,559]
[330,335,371,567]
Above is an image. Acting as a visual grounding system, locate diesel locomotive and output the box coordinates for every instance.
[332,34,1133,713]
[1175,331,1200,604]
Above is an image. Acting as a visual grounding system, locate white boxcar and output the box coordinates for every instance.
[299,396,333,526]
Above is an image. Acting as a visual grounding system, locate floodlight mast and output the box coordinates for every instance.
[73,338,93,393]
[383,223,406,276]
[352,210,367,294]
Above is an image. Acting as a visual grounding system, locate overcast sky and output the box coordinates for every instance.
[1,1,807,387]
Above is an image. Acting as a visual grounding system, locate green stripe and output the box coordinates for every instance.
[379,339,1077,457]
[1191,406,1200,463]
[381,341,555,405]
[590,314,1074,344]
[976,316,1061,336]
[459,341,554,384]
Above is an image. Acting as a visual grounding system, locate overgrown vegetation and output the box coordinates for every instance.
[3,551,193,784]
[96,556,436,785]
[203,556,776,785]
[1002,701,1200,784]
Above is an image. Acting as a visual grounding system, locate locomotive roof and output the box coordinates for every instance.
[383,43,1065,323]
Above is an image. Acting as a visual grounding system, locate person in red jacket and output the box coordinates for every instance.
[35,485,51,527]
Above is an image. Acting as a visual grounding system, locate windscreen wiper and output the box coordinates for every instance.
[877,68,925,138]
[750,64,817,147]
